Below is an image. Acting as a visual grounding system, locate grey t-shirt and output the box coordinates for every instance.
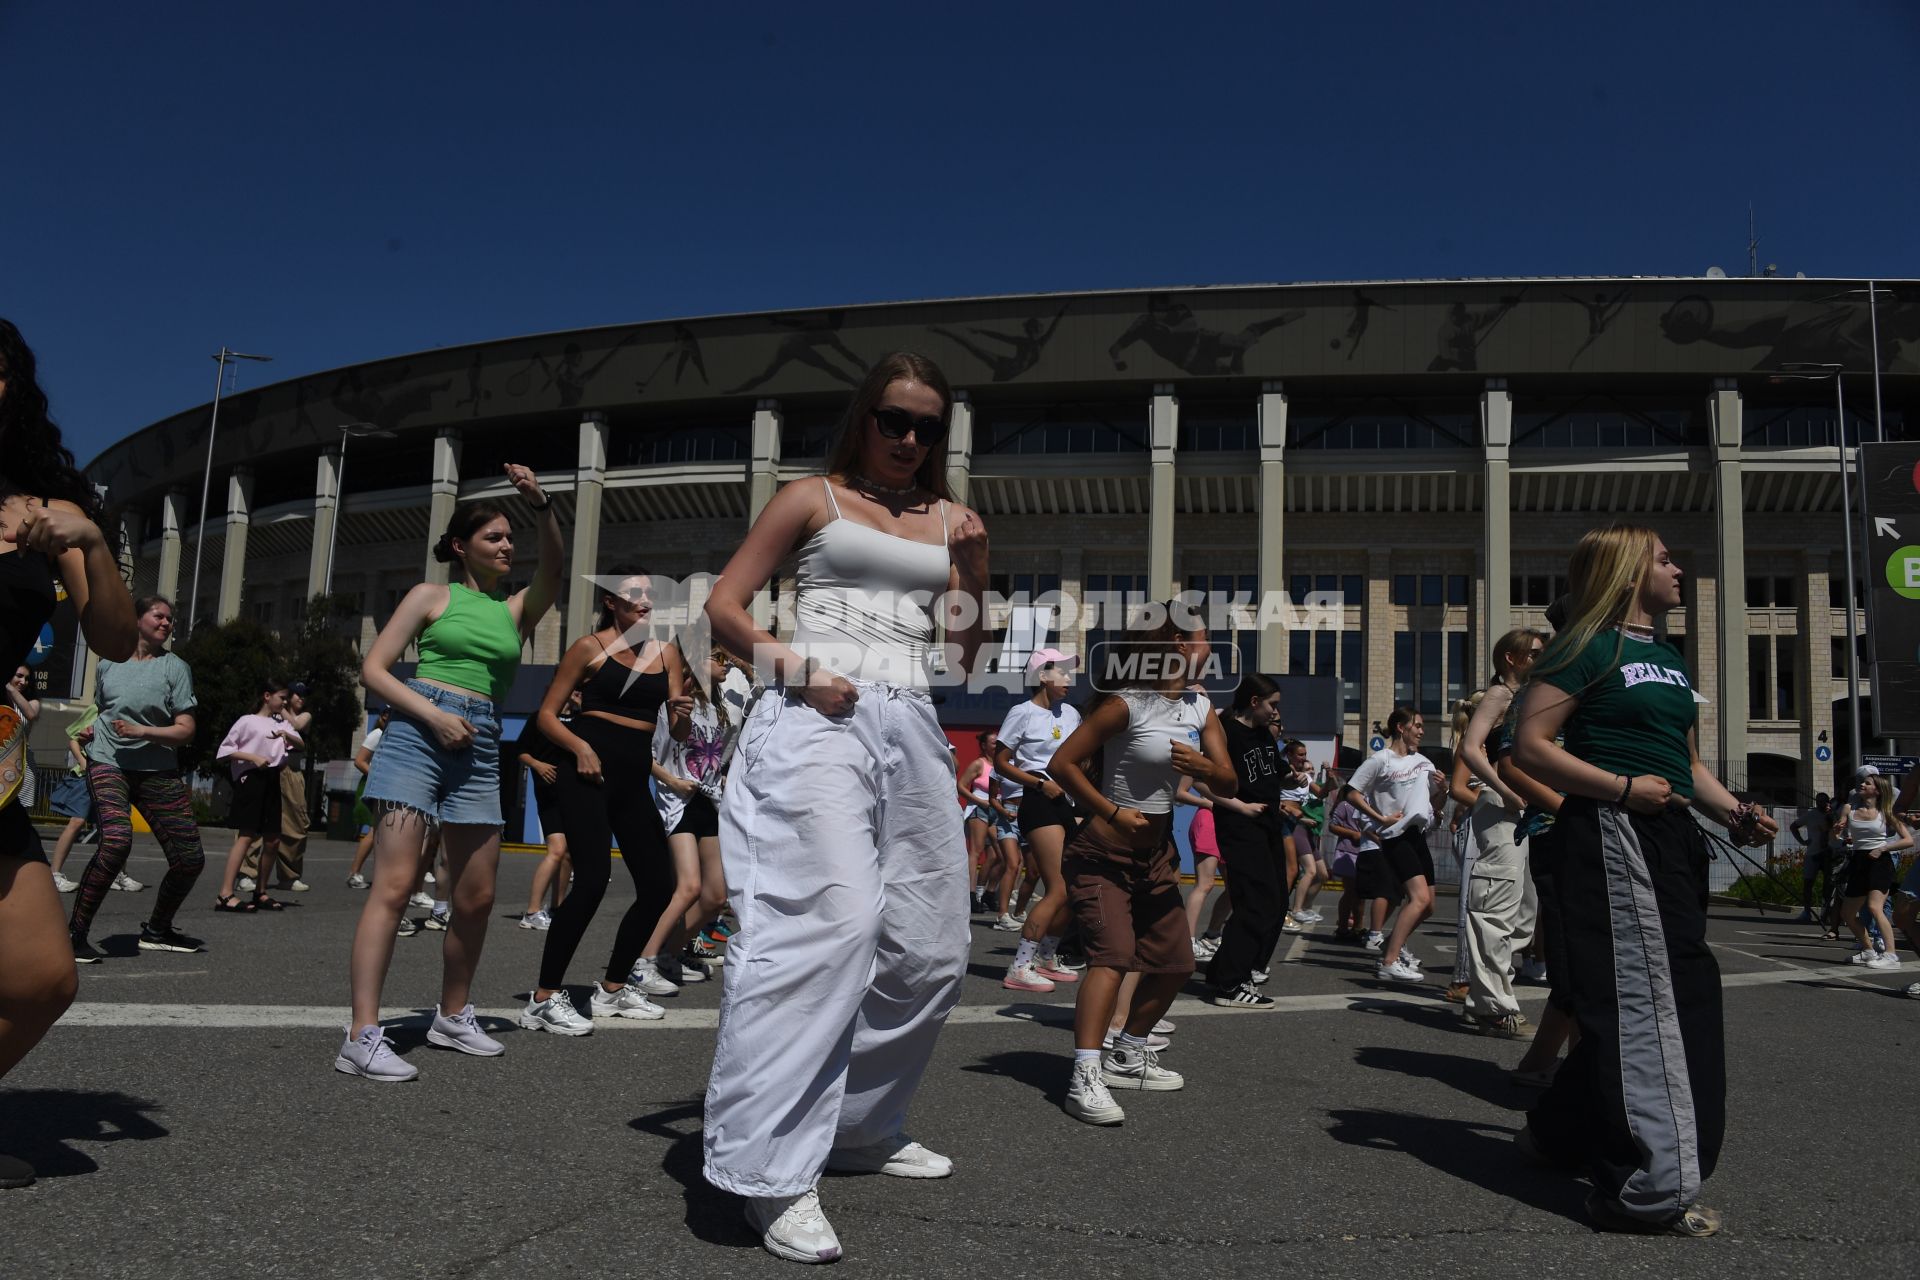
[87,654,196,772]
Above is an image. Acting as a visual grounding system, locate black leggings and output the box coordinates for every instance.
[537,717,674,989]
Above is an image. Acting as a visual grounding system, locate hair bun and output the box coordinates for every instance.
[432,534,455,563]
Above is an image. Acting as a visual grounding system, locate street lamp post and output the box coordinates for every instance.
[322,422,397,597]
[185,347,272,636]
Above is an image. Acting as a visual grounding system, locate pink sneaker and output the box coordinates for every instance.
[1032,960,1080,984]
[1002,963,1056,993]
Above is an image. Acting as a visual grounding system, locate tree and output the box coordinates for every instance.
[286,592,366,765]
[173,618,284,772]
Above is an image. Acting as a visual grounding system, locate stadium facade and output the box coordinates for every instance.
[83,277,1920,804]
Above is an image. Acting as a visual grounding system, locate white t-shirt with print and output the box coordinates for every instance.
[993,698,1081,802]
[1348,747,1439,839]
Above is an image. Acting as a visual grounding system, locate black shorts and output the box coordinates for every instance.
[0,803,47,864]
[1380,829,1436,885]
[673,792,719,840]
[229,766,284,836]
[1017,781,1079,835]
[1354,846,1399,901]
[533,780,564,838]
[1844,852,1897,897]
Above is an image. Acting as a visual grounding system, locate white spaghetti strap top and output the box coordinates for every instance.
[791,477,953,686]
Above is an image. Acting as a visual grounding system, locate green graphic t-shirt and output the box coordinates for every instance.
[1542,630,1697,801]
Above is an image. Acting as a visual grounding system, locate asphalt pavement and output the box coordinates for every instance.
[4,835,1916,1279]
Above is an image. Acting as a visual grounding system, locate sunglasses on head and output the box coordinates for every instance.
[871,406,948,445]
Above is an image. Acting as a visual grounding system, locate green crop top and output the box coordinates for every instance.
[415,584,521,703]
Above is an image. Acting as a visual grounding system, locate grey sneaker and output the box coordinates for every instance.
[346,873,369,889]
[427,1003,505,1056]
[1065,1058,1125,1125]
[113,871,145,892]
[517,910,551,931]
[520,989,593,1035]
[395,916,419,937]
[744,1187,842,1264]
[335,1025,419,1081]
[590,984,666,1021]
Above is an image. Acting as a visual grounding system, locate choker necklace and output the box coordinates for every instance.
[852,474,918,497]
[1616,622,1655,641]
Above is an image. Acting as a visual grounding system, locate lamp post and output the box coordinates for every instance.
[186,347,272,635]
[322,422,397,597]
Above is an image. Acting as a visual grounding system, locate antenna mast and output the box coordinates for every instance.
[1747,205,1759,278]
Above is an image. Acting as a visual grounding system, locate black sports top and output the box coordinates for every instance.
[578,640,669,722]
[0,544,56,674]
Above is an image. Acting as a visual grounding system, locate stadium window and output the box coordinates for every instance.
[1177,400,1257,452]
[1419,631,1443,714]
[1290,629,1310,674]
[1748,636,1769,719]
[1776,639,1798,719]
[1315,574,1337,595]
[1447,574,1470,606]
[1316,628,1336,678]
[1420,575,1443,607]
[1086,573,1153,678]
[1290,574,1312,602]
[1341,575,1363,606]
[1392,575,1415,606]
[1510,575,1524,607]
[1446,632,1469,707]
[1509,394,1707,449]
[975,402,1148,455]
[1773,576,1797,608]
[1342,631,1363,715]
[1393,632,1414,706]
[1287,396,1479,450]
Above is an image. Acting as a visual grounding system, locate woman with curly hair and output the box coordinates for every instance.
[0,319,138,1188]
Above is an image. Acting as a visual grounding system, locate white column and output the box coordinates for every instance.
[945,392,974,507]
[1482,379,1513,679]
[424,428,463,586]
[158,490,184,604]
[1149,385,1179,598]
[117,512,139,586]
[307,448,340,601]
[1711,379,1747,775]
[749,401,783,631]
[216,466,253,623]
[566,413,609,643]
[1257,382,1287,671]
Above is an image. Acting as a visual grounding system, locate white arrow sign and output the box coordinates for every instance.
[1876,517,1899,538]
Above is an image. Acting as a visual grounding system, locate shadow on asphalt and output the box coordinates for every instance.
[628,1100,761,1251]
[1342,996,1464,1033]
[1,1089,169,1178]
[1324,1108,1588,1224]
[1352,1046,1526,1111]
[959,1050,1069,1106]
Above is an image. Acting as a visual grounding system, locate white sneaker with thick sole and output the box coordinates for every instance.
[335,1025,419,1081]
[1400,947,1423,969]
[1363,931,1385,952]
[591,985,666,1021]
[1849,949,1877,965]
[520,990,594,1035]
[1867,951,1903,970]
[51,872,78,893]
[1252,968,1271,985]
[744,1188,842,1264]
[427,1003,506,1056]
[1002,963,1056,993]
[626,960,680,997]
[346,873,369,889]
[408,890,435,909]
[992,913,1022,932]
[518,910,551,931]
[1152,1017,1176,1035]
[825,1136,953,1178]
[1065,1058,1126,1125]
[1102,1045,1185,1091]
[1377,957,1424,983]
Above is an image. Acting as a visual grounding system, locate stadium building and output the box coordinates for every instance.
[81,276,1920,806]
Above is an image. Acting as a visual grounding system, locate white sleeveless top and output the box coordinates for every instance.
[790,478,951,687]
[1848,810,1890,855]
[1103,690,1210,815]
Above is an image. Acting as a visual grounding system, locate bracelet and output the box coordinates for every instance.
[1618,775,1632,805]
[528,494,552,512]
[1109,802,1122,822]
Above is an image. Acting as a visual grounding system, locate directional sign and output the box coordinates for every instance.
[1815,744,1832,762]
[1861,753,1920,776]
[1861,443,1920,735]
[1369,735,1386,752]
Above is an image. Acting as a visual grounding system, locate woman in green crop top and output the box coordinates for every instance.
[336,463,564,1083]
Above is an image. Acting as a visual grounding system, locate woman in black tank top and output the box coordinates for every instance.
[520,566,693,1034]
[0,318,140,1191]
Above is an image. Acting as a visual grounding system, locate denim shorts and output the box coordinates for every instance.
[363,680,503,827]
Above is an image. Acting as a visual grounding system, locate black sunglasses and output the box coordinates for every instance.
[872,406,948,445]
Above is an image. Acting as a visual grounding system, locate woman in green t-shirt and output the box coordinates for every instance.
[1510,524,1775,1239]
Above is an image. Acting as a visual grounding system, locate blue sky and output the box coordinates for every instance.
[6,1,1917,465]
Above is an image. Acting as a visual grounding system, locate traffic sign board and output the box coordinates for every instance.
[1861,753,1919,776]
[1860,444,1920,734]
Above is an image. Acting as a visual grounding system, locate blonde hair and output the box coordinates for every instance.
[1450,691,1484,740]
[1531,524,1662,689]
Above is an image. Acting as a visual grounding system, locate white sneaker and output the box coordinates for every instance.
[1866,951,1904,970]
[1252,968,1271,985]
[744,1188,842,1264]
[1101,1028,1171,1052]
[1001,963,1055,993]
[626,959,679,997]
[519,989,594,1035]
[427,1003,505,1056]
[1400,947,1423,969]
[423,871,436,886]
[346,873,369,889]
[334,1025,419,1081]
[1849,949,1878,965]
[1152,1018,1175,1035]
[1363,931,1385,953]
[1377,957,1424,983]
[1281,917,1303,934]
[1012,909,1029,924]
[517,910,551,931]
[113,871,145,892]
[408,890,435,909]
[1299,909,1325,923]
[992,913,1022,932]
[591,984,666,1020]
[1906,982,1920,999]
[825,1136,953,1178]
[1517,957,1549,983]
[1065,1058,1126,1125]
[51,871,78,893]
[236,876,255,893]
[673,957,708,983]
[1102,1044,1185,1091]
[423,909,449,932]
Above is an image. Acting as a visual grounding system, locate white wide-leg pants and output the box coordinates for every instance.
[703,680,970,1197]
[1463,794,1536,1018]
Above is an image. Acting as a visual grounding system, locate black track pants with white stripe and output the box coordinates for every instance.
[1527,798,1725,1223]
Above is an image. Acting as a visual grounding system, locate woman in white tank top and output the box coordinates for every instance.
[701,353,990,1263]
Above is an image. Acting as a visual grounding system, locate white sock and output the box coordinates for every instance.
[1012,939,1039,970]
[1073,1048,1102,1066]
[1115,1031,1148,1052]
[432,900,448,915]
[1035,935,1060,964]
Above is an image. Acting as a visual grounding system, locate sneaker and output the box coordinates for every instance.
[278,879,311,893]
[1101,1028,1171,1052]
[518,910,552,931]
[520,989,594,1035]
[1102,1044,1184,1091]
[590,984,666,1021]
[1054,951,1087,971]
[1064,1058,1126,1125]
[334,1025,419,1081]
[346,873,369,889]
[825,1136,953,1178]
[1298,909,1325,923]
[1585,1189,1722,1237]
[1252,968,1270,985]
[1362,931,1385,953]
[137,923,204,953]
[673,957,709,984]
[1376,958,1424,983]
[1281,917,1303,934]
[422,909,449,932]
[1012,909,1029,924]
[1032,958,1080,984]
[626,959,679,997]
[113,871,145,892]
[395,916,419,937]
[1849,949,1877,965]
[1445,982,1470,1004]
[427,1003,505,1056]
[422,871,436,886]
[992,913,1023,932]
[1472,1013,1535,1040]
[1400,946,1422,969]
[236,875,256,892]
[71,934,105,965]
[1208,982,1274,1009]
[51,871,78,893]
[712,914,738,939]
[1866,951,1903,970]
[743,1188,841,1264]
[408,890,435,909]
[688,933,721,959]
[1517,957,1549,983]
[1152,1018,1175,1035]
[1002,963,1056,993]
[1904,982,1920,999]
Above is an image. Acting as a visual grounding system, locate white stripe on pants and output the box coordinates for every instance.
[703,680,969,1197]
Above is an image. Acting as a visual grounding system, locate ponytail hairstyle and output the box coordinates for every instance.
[1385,704,1421,746]
[594,561,653,632]
[1450,690,1485,740]
[433,500,511,566]
[1231,670,1280,712]
[253,676,290,714]
[1490,628,1545,686]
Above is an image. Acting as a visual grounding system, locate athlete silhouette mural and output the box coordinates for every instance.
[1428,295,1522,372]
[728,311,865,392]
[635,324,709,394]
[1331,289,1396,360]
[1659,292,1920,372]
[931,306,1067,382]
[1108,296,1305,375]
[1565,288,1629,367]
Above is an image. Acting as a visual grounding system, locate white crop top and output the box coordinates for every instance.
[790,478,951,687]
[1847,810,1890,855]
[1103,690,1210,815]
